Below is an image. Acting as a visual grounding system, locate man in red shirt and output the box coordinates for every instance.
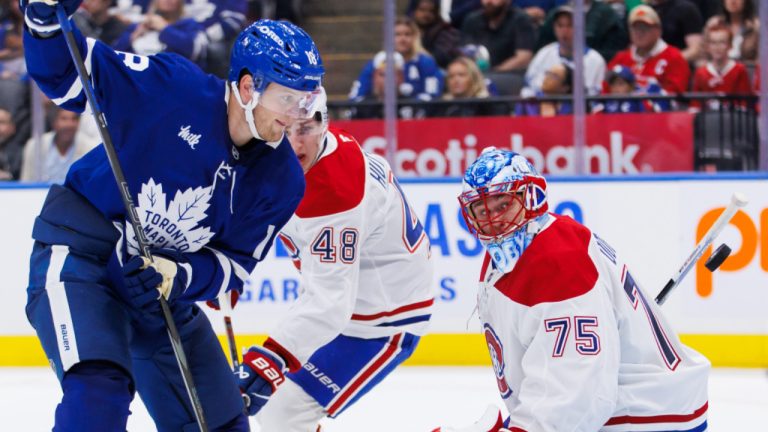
[691,24,752,110]
[607,5,690,94]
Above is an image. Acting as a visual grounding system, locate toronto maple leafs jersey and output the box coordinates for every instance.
[266,127,434,368]
[23,24,305,303]
[478,214,709,432]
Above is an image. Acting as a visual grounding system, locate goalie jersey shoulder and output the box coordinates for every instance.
[295,127,366,218]
[494,216,599,307]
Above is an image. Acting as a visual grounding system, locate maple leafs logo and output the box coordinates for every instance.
[126,178,215,254]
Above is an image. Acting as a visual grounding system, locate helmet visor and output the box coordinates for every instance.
[258,83,324,119]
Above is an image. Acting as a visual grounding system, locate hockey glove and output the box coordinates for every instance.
[432,405,510,432]
[20,0,82,37]
[235,345,287,416]
[122,250,187,312]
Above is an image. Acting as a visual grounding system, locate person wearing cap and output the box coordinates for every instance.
[536,0,628,63]
[346,51,407,119]
[521,5,605,98]
[349,16,444,102]
[592,65,647,114]
[646,0,704,62]
[607,4,690,95]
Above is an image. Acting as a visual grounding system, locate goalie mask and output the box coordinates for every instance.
[458,148,549,273]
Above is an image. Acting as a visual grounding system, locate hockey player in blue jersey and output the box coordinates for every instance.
[20,1,324,429]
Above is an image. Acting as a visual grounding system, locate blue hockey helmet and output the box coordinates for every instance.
[228,20,324,93]
[458,148,548,241]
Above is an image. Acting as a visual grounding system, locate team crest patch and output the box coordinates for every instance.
[484,323,512,399]
[126,178,215,254]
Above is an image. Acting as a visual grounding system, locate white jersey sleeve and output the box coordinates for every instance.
[478,215,709,432]
[266,128,434,369]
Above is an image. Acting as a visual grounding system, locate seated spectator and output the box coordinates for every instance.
[408,0,483,29]
[461,0,535,72]
[0,107,17,180]
[691,24,752,110]
[516,0,568,25]
[516,62,574,116]
[608,5,690,94]
[0,0,24,79]
[537,0,628,63]
[440,56,508,116]
[646,0,704,62]
[592,65,646,113]
[347,51,422,120]
[705,0,758,62]
[21,107,98,184]
[412,0,462,68]
[74,0,130,46]
[522,5,605,97]
[113,0,209,67]
[350,17,443,101]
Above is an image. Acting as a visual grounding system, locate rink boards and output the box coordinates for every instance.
[1,175,767,368]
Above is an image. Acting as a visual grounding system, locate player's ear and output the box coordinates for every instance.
[238,74,254,104]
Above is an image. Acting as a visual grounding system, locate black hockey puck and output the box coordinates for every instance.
[705,244,732,272]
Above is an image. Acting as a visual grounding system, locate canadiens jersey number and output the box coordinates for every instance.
[310,227,359,264]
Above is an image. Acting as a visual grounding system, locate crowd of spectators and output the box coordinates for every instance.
[344,0,762,120]
[0,0,763,181]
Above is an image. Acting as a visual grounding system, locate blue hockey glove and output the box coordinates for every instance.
[235,345,287,416]
[122,250,187,312]
[20,0,82,36]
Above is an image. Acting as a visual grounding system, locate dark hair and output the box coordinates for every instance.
[562,63,574,93]
[721,0,756,22]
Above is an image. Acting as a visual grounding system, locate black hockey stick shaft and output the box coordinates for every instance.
[55,7,209,431]
[655,193,748,305]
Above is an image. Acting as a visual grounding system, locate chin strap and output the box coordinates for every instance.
[230,81,264,141]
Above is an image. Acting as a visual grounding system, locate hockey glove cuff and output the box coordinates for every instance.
[122,251,188,311]
[20,0,82,36]
[236,345,287,416]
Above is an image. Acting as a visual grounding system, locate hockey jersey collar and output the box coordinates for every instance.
[314,129,339,164]
[631,39,668,63]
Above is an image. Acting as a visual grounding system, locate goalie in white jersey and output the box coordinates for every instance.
[436,148,709,432]
[233,88,435,430]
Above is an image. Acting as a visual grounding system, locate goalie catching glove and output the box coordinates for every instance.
[122,250,188,312]
[235,345,288,415]
[19,0,82,37]
[433,405,513,432]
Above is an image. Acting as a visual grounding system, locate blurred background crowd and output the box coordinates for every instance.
[0,0,764,181]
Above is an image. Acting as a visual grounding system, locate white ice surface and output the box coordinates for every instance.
[0,367,766,431]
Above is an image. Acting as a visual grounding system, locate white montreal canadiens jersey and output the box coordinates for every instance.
[270,127,434,364]
[478,214,709,432]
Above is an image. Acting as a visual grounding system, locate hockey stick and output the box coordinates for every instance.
[218,291,240,369]
[55,7,209,431]
[655,193,748,305]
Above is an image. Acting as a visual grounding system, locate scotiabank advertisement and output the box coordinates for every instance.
[335,113,695,176]
[1,178,765,340]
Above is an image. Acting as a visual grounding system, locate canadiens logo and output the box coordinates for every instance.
[126,178,215,254]
[484,323,512,399]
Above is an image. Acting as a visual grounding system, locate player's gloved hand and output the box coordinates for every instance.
[19,0,82,37]
[122,250,187,312]
[235,345,287,416]
[432,405,510,432]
